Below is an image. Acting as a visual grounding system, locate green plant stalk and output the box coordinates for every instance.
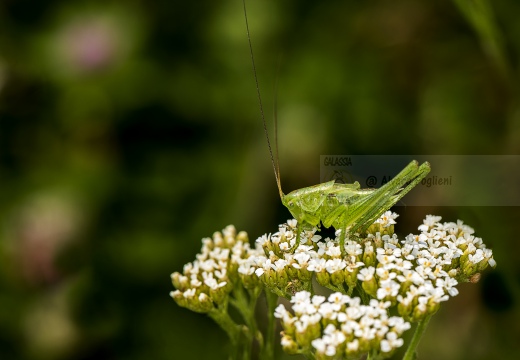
[402,314,433,360]
[325,283,347,294]
[301,348,316,360]
[357,283,369,305]
[208,307,243,348]
[231,285,266,359]
[452,0,509,78]
[248,288,265,353]
[231,286,257,333]
[263,290,278,360]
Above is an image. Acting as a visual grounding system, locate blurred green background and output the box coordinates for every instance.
[0,0,518,359]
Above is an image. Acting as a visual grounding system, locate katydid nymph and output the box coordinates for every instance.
[242,0,431,253]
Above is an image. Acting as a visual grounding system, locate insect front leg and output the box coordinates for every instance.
[339,221,348,255]
[338,219,358,255]
[289,220,303,252]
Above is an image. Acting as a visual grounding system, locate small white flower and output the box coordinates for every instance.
[308,258,327,272]
[394,258,413,271]
[371,299,391,311]
[183,262,194,274]
[292,253,311,269]
[396,292,413,307]
[279,242,290,251]
[291,291,312,304]
[376,250,396,266]
[317,240,337,256]
[295,313,321,331]
[256,234,270,246]
[312,295,326,306]
[215,268,227,279]
[357,267,375,281]
[346,338,359,352]
[381,331,404,352]
[273,259,288,271]
[344,261,365,273]
[255,258,273,277]
[456,219,475,235]
[376,267,397,281]
[311,338,326,353]
[396,269,424,286]
[417,256,437,269]
[328,292,350,309]
[318,303,337,320]
[488,257,497,268]
[190,278,202,287]
[423,215,442,228]
[204,277,226,290]
[274,304,288,319]
[294,301,318,316]
[469,249,485,264]
[377,279,400,300]
[325,344,336,356]
[331,329,346,345]
[252,255,268,267]
[345,306,363,320]
[336,312,347,322]
[183,288,196,298]
[436,277,459,297]
[388,316,411,333]
[254,267,264,277]
[295,319,309,333]
[326,245,342,257]
[281,335,293,347]
[424,287,449,304]
[315,336,339,356]
[200,259,217,272]
[294,244,314,253]
[430,265,448,279]
[344,242,363,257]
[287,219,298,229]
[198,293,210,302]
[238,263,255,276]
[415,265,433,280]
[325,258,347,273]
[310,234,322,243]
[376,211,399,228]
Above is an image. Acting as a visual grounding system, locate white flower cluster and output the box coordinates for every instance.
[275,291,410,359]
[237,213,495,321]
[171,213,496,358]
[237,219,363,297]
[170,225,251,313]
[359,214,496,321]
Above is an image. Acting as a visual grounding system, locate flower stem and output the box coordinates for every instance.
[208,307,242,346]
[326,283,347,294]
[248,288,264,351]
[263,290,278,360]
[452,0,509,79]
[402,314,433,360]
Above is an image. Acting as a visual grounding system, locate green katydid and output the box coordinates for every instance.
[242,0,430,253]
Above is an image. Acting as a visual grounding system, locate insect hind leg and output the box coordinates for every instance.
[351,161,430,235]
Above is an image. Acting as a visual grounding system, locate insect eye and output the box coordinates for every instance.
[289,202,294,207]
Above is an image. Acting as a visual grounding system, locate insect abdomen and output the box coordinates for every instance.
[320,194,347,228]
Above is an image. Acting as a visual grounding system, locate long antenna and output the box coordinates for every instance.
[273,63,281,187]
[242,0,283,199]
